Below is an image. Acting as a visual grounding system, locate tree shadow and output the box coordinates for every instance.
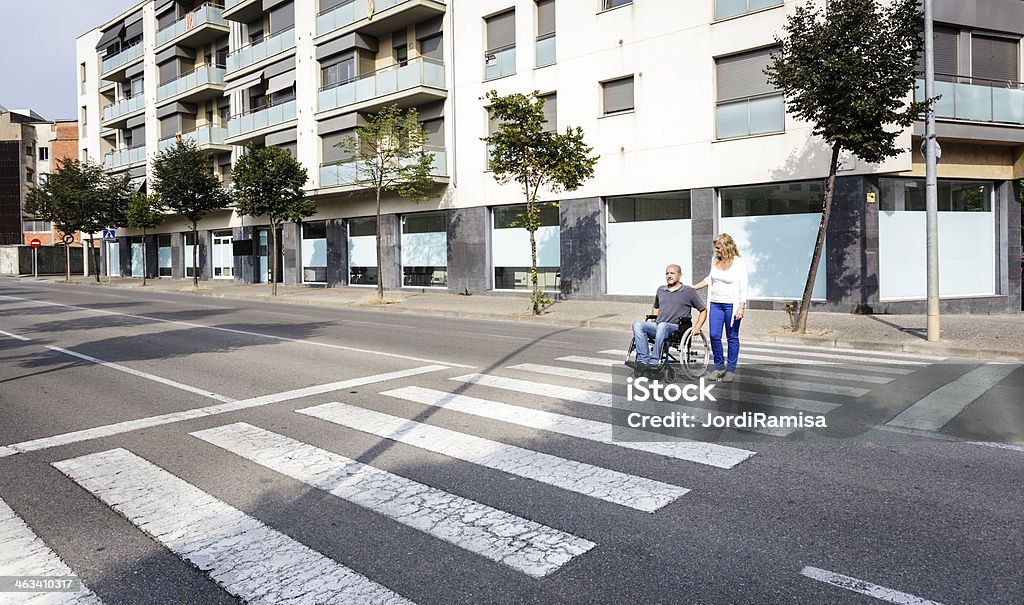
[559,210,602,298]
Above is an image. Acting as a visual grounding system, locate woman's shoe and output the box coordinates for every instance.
[707,368,725,380]
[722,371,735,383]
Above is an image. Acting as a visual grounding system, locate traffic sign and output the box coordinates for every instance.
[102,229,117,242]
[62,234,75,245]
[30,239,41,248]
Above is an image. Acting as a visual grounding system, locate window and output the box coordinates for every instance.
[720,182,823,217]
[607,192,691,223]
[322,55,355,88]
[25,145,32,157]
[879,179,992,212]
[601,76,634,115]
[348,217,377,285]
[971,34,1019,83]
[38,147,49,161]
[247,18,264,45]
[492,204,560,290]
[402,211,447,287]
[158,234,172,276]
[485,9,516,80]
[302,221,327,283]
[26,169,34,183]
[715,0,782,21]
[539,93,557,132]
[420,34,443,61]
[715,47,784,139]
[24,220,53,232]
[536,0,555,67]
[602,0,631,9]
[80,62,87,93]
[269,1,295,35]
[212,230,233,278]
[39,174,48,185]
[606,191,691,295]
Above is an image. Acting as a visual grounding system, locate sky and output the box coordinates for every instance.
[0,0,140,121]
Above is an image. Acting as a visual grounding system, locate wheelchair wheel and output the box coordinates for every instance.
[682,328,710,379]
[663,364,677,384]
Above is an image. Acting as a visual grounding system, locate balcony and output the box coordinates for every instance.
[484,45,515,80]
[155,3,229,49]
[101,42,144,78]
[318,57,446,117]
[317,0,446,41]
[915,77,1024,126]
[319,146,447,189]
[157,65,227,103]
[226,27,295,76]
[226,99,297,143]
[104,146,147,170]
[158,125,229,152]
[222,0,262,22]
[102,94,145,125]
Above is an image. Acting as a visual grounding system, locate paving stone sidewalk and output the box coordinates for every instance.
[8,275,1024,362]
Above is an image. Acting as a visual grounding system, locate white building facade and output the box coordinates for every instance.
[77,0,1023,312]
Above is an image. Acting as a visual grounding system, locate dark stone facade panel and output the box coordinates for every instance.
[379,214,401,291]
[690,188,716,284]
[447,207,490,294]
[559,197,604,297]
[171,232,183,279]
[326,218,347,287]
[282,223,299,285]
[144,234,159,278]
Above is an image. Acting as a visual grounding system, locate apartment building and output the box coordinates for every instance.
[77,0,1022,312]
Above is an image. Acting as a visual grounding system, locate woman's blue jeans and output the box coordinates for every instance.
[709,302,741,372]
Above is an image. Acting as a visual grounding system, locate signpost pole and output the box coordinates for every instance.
[33,247,37,279]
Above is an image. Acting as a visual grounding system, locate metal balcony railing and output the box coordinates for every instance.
[155,2,226,47]
[318,56,445,113]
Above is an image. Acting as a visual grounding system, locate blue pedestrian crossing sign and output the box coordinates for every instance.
[102,229,117,242]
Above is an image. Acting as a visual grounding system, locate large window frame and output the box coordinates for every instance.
[715,47,785,140]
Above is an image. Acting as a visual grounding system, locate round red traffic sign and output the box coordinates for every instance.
[30,239,41,248]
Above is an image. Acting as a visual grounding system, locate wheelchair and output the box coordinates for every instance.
[625,315,711,383]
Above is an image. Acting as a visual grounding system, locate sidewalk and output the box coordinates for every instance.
[8,275,1024,362]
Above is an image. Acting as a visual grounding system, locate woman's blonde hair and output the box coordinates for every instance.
[713,233,740,261]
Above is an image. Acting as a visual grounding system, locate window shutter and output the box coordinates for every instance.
[972,34,1019,82]
[486,10,516,51]
[537,0,555,37]
[602,77,634,114]
[716,47,776,102]
[540,93,557,131]
[933,27,959,77]
[420,34,443,60]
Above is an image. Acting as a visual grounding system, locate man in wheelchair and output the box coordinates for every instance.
[629,264,707,369]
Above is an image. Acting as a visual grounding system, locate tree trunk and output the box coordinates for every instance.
[89,236,99,282]
[375,184,384,303]
[192,225,199,288]
[141,228,147,287]
[271,222,279,297]
[795,143,841,333]
[527,196,541,316]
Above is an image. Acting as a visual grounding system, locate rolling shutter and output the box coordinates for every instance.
[716,47,776,102]
[602,77,633,113]
[486,10,515,51]
[972,34,1019,82]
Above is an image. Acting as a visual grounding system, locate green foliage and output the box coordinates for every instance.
[231,145,312,295]
[765,0,930,164]
[125,193,165,233]
[152,139,230,228]
[482,90,599,314]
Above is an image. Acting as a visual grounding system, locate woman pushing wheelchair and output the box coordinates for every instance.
[691,233,748,383]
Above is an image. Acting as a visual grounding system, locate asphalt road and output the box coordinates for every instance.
[0,279,1021,605]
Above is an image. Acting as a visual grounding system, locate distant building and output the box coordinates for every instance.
[23,118,83,246]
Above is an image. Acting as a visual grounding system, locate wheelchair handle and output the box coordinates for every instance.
[645,314,658,321]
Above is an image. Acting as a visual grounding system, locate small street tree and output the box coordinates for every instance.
[482,90,599,315]
[24,158,94,282]
[338,104,436,302]
[152,139,230,288]
[125,192,165,287]
[765,0,930,333]
[231,145,312,296]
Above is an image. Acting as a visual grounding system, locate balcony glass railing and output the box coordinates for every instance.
[224,0,249,9]
[158,125,228,152]
[536,34,555,67]
[484,45,515,80]
[915,77,1024,125]
[102,94,145,122]
[104,146,146,169]
[320,147,447,188]
[101,41,144,74]
[317,0,442,37]
[318,57,445,113]
[226,27,295,73]
[156,3,226,47]
[227,99,297,138]
[157,65,226,101]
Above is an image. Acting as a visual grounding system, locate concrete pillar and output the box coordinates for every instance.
[558,196,604,297]
[689,187,716,284]
[997,180,1021,311]
[233,226,254,284]
[282,223,299,285]
[379,214,401,291]
[326,218,347,287]
[118,236,131,277]
[144,234,159,278]
[171,232,183,279]
[197,230,210,281]
[446,207,490,294]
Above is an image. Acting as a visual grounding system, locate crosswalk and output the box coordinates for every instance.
[4,339,1017,603]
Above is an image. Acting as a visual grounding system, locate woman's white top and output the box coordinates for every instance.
[704,257,749,307]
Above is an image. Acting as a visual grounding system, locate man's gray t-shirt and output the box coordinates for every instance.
[653,285,705,325]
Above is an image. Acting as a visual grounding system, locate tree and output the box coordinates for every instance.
[152,139,230,288]
[765,0,930,332]
[482,90,599,315]
[25,159,128,283]
[125,192,165,287]
[338,104,437,302]
[231,145,312,296]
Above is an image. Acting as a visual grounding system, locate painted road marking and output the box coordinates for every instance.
[871,425,1024,453]
[508,363,611,383]
[729,375,869,397]
[0,294,474,368]
[452,373,612,406]
[558,355,624,367]
[4,366,449,455]
[53,449,413,604]
[191,423,594,577]
[297,402,688,512]
[0,329,30,341]
[602,346,934,366]
[732,353,915,375]
[886,363,1021,431]
[747,341,944,361]
[739,365,893,385]
[0,498,103,605]
[383,386,755,469]
[801,566,946,604]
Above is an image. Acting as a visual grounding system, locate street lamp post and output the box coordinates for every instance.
[923,0,940,342]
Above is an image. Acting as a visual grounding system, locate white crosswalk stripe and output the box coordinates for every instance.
[740,346,934,366]
[508,363,610,383]
[731,353,915,375]
[383,386,755,468]
[0,498,102,605]
[747,342,945,361]
[297,402,688,512]
[453,373,612,405]
[559,355,626,367]
[191,423,595,577]
[742,366,893,385]
[53,448,414,605]
[886,363,1021,431]
[723,375,869,397]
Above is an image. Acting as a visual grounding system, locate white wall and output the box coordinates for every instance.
[492,225,559,267]
[606,219,692,295]
[719,213,826,300]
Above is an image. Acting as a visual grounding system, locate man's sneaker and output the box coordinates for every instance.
[707,368,725,381]
[722,371,735,383]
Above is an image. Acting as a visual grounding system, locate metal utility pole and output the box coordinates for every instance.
[923,0,940,341]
